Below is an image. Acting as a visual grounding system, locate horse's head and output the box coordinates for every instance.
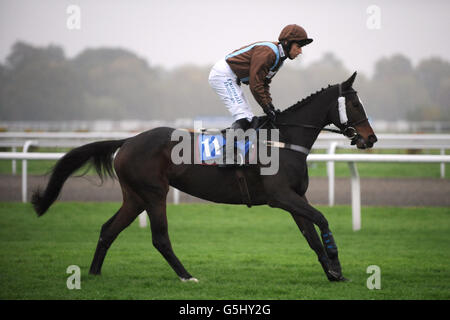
[330,72,377,149]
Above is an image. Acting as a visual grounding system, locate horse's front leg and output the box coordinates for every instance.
[289,205,347,281]
[268,190,346,281]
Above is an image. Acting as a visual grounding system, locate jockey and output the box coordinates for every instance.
[209,24,313,130]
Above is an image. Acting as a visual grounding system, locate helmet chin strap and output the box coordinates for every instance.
[281,41,293,59]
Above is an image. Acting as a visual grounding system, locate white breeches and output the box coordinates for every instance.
[208,59,253,122]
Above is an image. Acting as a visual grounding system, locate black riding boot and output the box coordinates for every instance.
[220,118,251,166]
[231,118,251,131]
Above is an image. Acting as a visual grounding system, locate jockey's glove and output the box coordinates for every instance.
[263,103,277,122]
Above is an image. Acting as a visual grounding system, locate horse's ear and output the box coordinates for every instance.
[342,71,357,89]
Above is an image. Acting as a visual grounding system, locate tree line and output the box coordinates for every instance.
[1,41,449,122]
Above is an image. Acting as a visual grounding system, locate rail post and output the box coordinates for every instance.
[12,146,17,175]
[327,142,339,206]
[22,140,38,203]
[173,188,180,205]
[348,161,361,231]
[138,212,147,228]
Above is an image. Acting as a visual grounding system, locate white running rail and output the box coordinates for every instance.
[1,151,449,231]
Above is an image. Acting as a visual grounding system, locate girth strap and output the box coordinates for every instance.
[235,169,252,208]
[263,140,310,155]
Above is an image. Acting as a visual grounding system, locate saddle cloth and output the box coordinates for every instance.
[195,130,258,166]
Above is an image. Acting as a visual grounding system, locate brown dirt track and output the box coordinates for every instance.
[1,174,449,207]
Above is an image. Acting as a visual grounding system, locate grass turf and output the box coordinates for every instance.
[0,202,449,300]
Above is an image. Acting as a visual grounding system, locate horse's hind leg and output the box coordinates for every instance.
[146,200,196,282]
[142,196,195,282]
[89,195,143,275]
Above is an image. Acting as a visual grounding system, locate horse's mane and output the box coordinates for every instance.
[282,84,335,114]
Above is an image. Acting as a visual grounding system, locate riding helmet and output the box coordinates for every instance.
[278,24,313,55]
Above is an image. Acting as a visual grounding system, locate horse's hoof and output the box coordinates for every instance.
[327,270,349,282]
[180,277,199,283]
[89,271,101,276]
[338,276,351,282]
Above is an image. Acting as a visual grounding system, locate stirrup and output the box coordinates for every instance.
[218,148,245,167]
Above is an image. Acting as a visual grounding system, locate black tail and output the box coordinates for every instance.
[31,139,127,217]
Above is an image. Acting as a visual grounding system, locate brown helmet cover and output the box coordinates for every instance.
[278,24,313,47]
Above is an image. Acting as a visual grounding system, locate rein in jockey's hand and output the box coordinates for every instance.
[263,103,278,122]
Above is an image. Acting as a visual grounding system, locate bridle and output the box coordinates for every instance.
[258,84,370,156]
[335,84,369,142]
[272,84,368,143]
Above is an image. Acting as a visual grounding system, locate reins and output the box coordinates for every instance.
[271,85,368,139]
[255,84,369,156]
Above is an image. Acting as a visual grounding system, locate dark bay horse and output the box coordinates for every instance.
[32,72,377,282]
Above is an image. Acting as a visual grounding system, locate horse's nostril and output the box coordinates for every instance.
[369,135,378,144]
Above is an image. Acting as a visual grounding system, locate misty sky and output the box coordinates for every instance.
[1,0,449,76]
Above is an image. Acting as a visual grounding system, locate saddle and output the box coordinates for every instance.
[195,130,256,166]
[195,117,271,167]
